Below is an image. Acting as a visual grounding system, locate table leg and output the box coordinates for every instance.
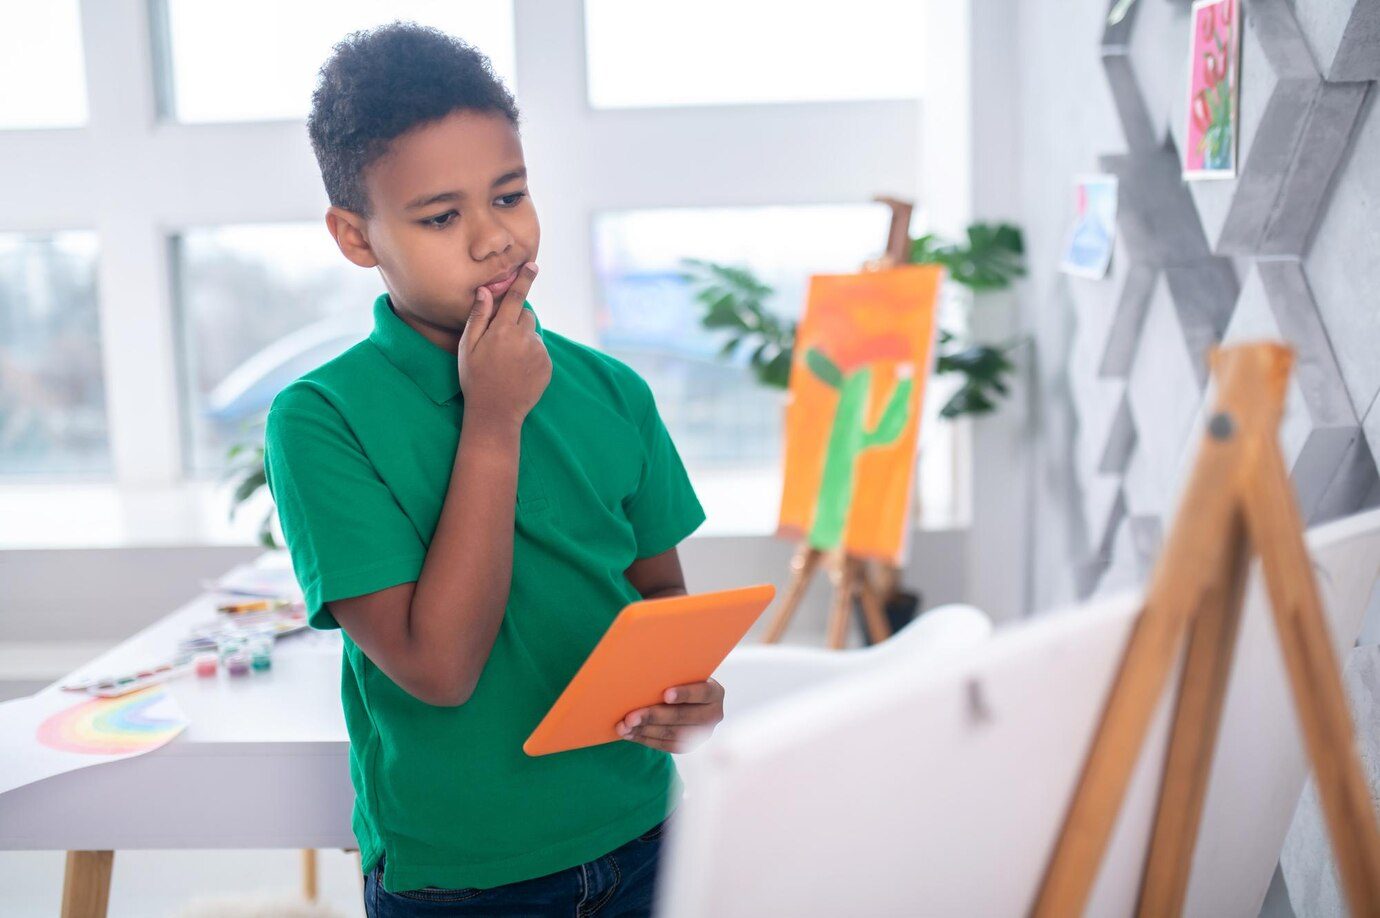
[301,848,318,901]
[61,850,113,918]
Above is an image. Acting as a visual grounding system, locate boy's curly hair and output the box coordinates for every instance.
[307,21,521,217]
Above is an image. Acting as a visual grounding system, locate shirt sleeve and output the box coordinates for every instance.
[621,376,707,559]
[263,402,426,630]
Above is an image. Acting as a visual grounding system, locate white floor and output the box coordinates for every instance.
[0,847,366,917]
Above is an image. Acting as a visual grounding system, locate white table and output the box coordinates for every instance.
[0,555,354,916]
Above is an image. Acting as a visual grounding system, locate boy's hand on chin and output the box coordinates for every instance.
[616,678,724,754]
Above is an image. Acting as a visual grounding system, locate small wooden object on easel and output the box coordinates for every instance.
[761,196,919,649]
[1032,343,1380,916]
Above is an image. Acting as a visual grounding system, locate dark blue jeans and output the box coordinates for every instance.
[363,816,669,917]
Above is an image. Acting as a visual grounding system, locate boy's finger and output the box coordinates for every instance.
[460,287,496,351]
[621,703,712,730]
[662,680,720,704]
[625,733,680,754]
[629,723,681,743]
[496,262,539,324]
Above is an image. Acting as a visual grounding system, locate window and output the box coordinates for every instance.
[154,0,517,123]
[0,232,109,476]
[0,1,87,129]
[0,1,943,542]
[172,223,381,474]
[584,0,926,109]
[592,203,893,469]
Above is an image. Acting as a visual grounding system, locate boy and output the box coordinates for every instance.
[264,22,720,915]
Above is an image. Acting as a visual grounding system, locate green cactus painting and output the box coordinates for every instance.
[774,266,941,561]
[803,347,915,550]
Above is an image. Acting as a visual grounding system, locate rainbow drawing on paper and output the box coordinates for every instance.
[36,686,186,755]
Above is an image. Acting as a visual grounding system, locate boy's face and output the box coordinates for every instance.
[326,109,540,347]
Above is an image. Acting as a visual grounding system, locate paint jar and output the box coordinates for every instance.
[194,651,218,678]
[248,634,273,672]
[217,634,250,677]
[224,650,251,677]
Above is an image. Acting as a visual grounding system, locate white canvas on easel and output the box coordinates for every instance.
[658,507,1380,917]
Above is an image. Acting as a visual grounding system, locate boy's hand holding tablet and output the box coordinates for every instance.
[616,677,725,753]
[524,584,774,757]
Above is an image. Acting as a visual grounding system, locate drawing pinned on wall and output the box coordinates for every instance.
[1060,174,1119,278]
[0,686,187,795]
[1184,0,1240,179]
[777,265,940,565]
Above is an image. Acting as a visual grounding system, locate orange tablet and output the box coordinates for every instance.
[523,583,777,756]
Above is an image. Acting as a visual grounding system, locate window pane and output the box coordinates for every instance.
[593,204,893,471]
[159,0,516,123]
[585,0,925,109]
[0,1,87,129]
[0,232,109,476]
[173,223,381,474]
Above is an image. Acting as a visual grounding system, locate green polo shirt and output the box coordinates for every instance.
[262,292,705,893]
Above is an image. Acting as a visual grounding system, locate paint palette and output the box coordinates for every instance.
[61,606,307,697]
[61,660,192,698]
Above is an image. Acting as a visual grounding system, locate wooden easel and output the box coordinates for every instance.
[762,196,916,649]
[1032,343,1380,916]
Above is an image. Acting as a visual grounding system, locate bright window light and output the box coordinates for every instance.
[585,0,926,109]
[158,0,516,124]
[0,0,88,129]
[0,232,109,476]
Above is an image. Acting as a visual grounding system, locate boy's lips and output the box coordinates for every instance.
[479,265,520,299]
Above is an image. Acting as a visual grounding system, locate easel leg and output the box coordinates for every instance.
[61,850,113,918]
[1033,429,1240,916]
[1136,512,1251,915]
[857,560,894,644]
[762,544,823,644]
[1243,444,1380,908]
[825,552,856,649]
[1031,595,1196,916]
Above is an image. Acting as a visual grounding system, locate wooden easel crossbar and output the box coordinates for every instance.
[1032,343,1380,916]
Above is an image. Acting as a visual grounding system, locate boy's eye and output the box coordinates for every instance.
[420,192,525,229]
[422,210,457,229]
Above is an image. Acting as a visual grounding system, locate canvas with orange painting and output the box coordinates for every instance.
[777,265,941,564]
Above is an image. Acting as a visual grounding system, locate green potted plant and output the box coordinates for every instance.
[679,220,1026,419]
[222,415,280,548]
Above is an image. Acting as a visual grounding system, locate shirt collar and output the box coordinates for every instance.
[368,292,542,405]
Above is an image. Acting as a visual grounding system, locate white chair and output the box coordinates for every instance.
[705,602,994,722]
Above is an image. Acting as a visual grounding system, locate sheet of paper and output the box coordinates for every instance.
[204,555,304,600]
[0,685,187,796]
[1059,174,1118,278]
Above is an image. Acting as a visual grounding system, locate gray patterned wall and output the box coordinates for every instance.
[1053,0,1379,596]
[1016,1,1378,913]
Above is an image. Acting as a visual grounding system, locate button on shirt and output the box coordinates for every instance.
[262,293,706,893]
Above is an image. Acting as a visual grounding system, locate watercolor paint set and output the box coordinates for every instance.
[61,604,308,697]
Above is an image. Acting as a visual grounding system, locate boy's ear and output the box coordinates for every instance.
[325,206,379,269]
